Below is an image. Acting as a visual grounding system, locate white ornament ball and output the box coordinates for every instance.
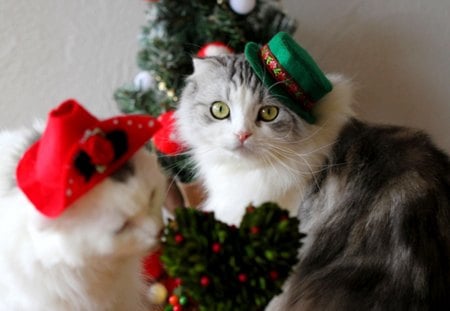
[229,0,256,15]
[133,71,154,92]
[147,282,168,305]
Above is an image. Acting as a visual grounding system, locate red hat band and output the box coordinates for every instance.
[16,99,161,218]
[260,44,314,111]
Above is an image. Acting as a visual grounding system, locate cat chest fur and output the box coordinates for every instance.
[200,161,310,225]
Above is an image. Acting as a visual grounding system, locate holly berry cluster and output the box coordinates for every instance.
[161,203,305,311]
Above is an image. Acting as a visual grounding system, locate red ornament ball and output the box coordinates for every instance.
[197,42,234,58]
[153,110,186,155]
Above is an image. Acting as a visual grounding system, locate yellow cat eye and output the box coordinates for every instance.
[210,101,230,120]
[258,106,279,122]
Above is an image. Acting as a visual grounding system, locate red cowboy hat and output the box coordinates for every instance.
[16,99,161,218]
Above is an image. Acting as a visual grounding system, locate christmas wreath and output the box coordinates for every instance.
[161,203,305,311]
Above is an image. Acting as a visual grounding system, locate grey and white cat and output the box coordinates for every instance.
[175,55,450,310]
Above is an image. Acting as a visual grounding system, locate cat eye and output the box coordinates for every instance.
[258,106,279,122]
[210,101,230,120]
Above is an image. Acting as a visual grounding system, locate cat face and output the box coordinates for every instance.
[176,55,309,167]
[27,148,166,266]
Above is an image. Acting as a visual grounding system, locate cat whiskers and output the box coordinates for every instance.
[268,138,348,194]
[264,145,318,175]
[267,140,331,172]
[265,144,324,192]
[158,149,198,188]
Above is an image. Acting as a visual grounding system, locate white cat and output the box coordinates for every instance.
[0,106,166,310]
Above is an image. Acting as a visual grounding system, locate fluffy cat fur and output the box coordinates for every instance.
[175,55,450,310]
[0,124,166,310]
[176,55,353,225]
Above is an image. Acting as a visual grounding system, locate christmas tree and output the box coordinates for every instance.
[114,0,297,183]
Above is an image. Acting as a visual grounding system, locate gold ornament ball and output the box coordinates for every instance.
[147,282,168,304]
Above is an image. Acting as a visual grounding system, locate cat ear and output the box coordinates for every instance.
[192,57,218,75]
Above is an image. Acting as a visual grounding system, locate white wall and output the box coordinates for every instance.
[0,0,145,124]
[284,0,450,153]
[1,0,449,153]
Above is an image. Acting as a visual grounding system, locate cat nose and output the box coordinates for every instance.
[236,131,252,143]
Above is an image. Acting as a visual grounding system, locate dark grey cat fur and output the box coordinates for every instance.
[287,118,450,310]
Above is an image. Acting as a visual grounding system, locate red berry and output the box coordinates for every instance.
[174,233,184,244]
[174,278,182,287]
[238,273,248,283]
[173,304,182,311]
[269,270,279,280]
[200,276,210,287]
[168,295,179,306]
[211,242,221,253]
[250,226,260,235]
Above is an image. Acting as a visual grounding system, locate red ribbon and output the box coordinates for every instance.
[260,44,315,111]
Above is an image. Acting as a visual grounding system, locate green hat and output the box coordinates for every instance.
[245,32,332,124]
